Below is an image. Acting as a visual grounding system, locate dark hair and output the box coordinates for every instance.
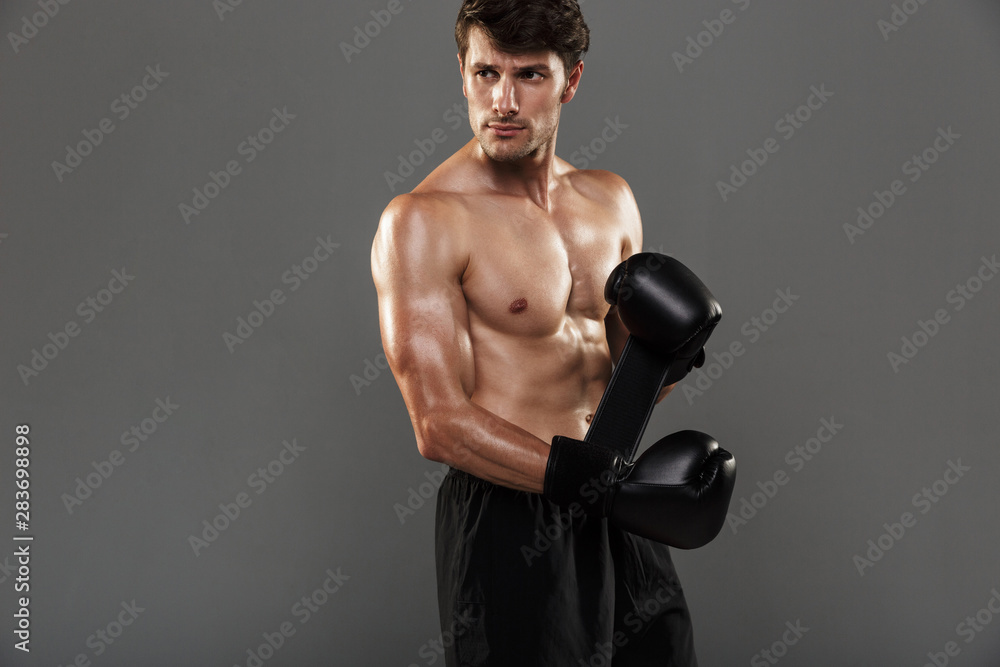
[455,0,590,78]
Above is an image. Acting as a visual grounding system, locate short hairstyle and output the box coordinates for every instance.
[455,0,590,78]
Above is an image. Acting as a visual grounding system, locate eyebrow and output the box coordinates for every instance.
[471,62,553,73]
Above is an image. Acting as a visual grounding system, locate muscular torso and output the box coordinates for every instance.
[413,142,636,444]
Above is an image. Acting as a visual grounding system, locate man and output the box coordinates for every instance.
[372,1,700,663]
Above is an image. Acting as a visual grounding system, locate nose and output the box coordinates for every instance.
[492,76,518,117]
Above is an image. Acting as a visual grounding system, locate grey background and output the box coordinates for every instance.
[2,0,999,665]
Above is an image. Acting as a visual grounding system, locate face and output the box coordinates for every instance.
[460,27,582,163]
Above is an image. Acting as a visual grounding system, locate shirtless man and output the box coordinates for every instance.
[373,1,708,663]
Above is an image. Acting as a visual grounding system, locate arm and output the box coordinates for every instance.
[371,196,549,493]
[601,174,676,402]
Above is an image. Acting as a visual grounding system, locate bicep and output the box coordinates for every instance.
[602,174,644,361]
[604,305,630,364]
[620,179,643,259]
[376,272,473,410]
[372,199,473,440]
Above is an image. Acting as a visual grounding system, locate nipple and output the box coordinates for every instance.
[509,297,528,314]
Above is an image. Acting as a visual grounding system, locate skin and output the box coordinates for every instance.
[371,27,672,494]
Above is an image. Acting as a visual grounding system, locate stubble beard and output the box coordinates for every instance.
[476,115,557,163]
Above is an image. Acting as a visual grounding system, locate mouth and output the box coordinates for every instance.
[488,124,524,137]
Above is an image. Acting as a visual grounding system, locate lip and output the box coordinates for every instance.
[489,124,524,137]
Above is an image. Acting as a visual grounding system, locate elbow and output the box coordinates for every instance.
[416,436,446,465]
[415,407,475,468]
[414,412,453,465]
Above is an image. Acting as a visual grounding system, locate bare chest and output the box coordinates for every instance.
[460,200,625,337]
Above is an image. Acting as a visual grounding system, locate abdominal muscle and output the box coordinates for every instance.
[467,314,613,444]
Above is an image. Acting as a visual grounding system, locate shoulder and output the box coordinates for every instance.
[563,166,643,253]
[376,190,470,245]
[564,167,640,214]
[372,192,471,284]
[374,141,487,264]
[376,142,477,232]
[379,191,447,228]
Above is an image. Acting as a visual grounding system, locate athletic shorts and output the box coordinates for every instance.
[435,467,698,666]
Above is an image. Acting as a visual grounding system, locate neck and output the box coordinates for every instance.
[471,131,561,211]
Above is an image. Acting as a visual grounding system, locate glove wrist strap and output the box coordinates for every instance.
[544,436,622,517]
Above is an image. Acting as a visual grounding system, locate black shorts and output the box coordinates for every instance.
[435,467,698,666]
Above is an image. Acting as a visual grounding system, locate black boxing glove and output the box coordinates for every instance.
[605,253,721,387]
[543,430,736,549]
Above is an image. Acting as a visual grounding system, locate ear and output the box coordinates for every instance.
[560,60,584,104]
[457,53,467,98]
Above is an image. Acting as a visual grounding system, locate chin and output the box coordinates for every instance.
[479,136,538,163]
[486,147,524,162]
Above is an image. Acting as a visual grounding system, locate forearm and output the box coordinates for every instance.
[418,401,550,493]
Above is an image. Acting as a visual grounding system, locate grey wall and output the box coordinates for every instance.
[2,0,999,665]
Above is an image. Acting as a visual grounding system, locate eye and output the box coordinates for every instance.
[521,71,543,81]
[476,70,498,79]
